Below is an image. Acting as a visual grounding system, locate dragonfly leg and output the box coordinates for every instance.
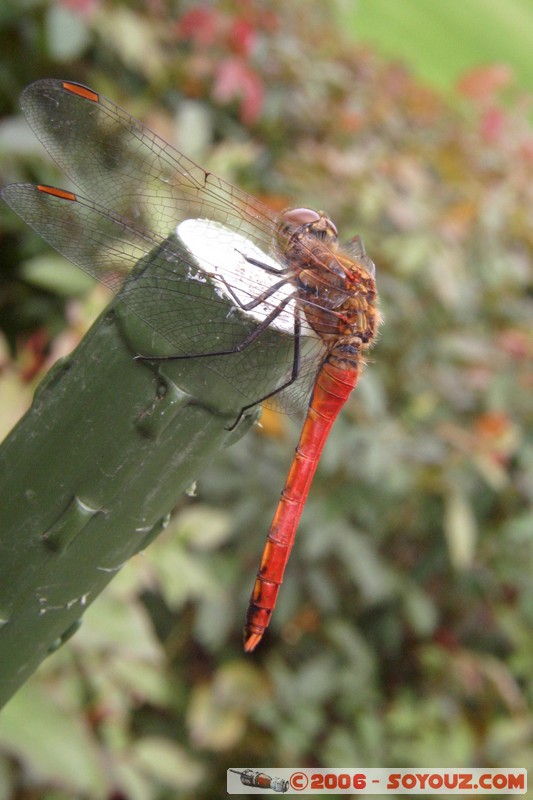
[134,291,297,363]
[215,274,292,312]
[212,249,292,311]
[235,249,290,275]
[225,309,302,432]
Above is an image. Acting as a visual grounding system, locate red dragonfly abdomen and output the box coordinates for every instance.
[244,359,360,652]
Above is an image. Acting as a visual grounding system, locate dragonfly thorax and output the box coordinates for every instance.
[287,233,380,358]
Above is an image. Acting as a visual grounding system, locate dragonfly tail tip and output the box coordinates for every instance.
[243,631,263,653]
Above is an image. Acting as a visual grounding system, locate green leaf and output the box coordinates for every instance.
[444,485,478,570]
[45,4,91,62]
[21,255,95,296]
[0,683,109,796]
[132,737,204,791]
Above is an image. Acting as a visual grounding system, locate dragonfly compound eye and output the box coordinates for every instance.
[277,207,338,247]
[282,207,321,227]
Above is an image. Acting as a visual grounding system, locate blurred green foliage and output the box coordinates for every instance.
[342,0,533,95]
[0,0,532,798]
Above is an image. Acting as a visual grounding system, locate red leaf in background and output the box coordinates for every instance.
[519,137,533,161]
[227,18,256,57]
[177,6,218,47]
[213,57,264,124]
[479,106,505,143]
[59,0,100,14]
[474,411,518,468]
[19,329,51,383]
[475,411,511,440]
[457,64,513,103]
[500,330,530,360]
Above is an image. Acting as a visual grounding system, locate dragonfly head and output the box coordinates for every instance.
[277,208,339,251]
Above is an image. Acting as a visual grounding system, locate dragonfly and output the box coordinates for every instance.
[2,80,380,652]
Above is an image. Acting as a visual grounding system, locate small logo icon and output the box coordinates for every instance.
[229,769,289,793]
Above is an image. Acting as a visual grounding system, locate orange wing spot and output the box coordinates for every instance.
[37,185,77,202]
[62,82,99,103]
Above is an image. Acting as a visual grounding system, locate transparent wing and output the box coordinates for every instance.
[2,183,324,414]
[2,80,328,414]
[20,79,280,258]
[2,184,153,293]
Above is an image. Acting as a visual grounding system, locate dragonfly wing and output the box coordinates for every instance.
[20,80,279,257]
[4,81,326,415]
[263,347,325,418]
[2,184,155,293]
[1,184,297,366]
